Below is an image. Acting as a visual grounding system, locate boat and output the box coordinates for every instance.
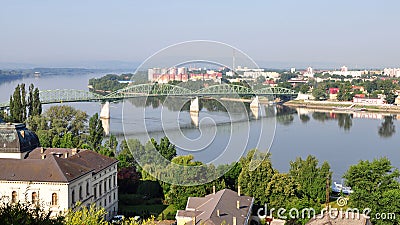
[34,72,41,77]
[332,182,353,195]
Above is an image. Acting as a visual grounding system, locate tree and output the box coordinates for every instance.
[20,83,27,121]
[104,134,118,153]
[337,83,354,101]
[312,87,327,101]
[10,84,23,122]
[32,87,42,116]
[299,84,310,94]
[385,92,397,104]
[0,202,64,225]
[288,155,331,204]
[88,113,104,151]
[150,137,177,161]
[266,173,299,210]
[64,203,108,225]
[28,83,34,116]
[238,150,275,205]
[343,158,400,225]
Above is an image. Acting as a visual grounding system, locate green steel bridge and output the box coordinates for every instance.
[0,83,298,109]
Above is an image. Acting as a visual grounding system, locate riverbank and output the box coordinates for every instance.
[284,100,400,114]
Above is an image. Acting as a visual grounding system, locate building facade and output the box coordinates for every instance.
[0,123,118,219]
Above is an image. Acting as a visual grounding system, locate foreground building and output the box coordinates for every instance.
[176,188,254,225]
[0,123,118,219]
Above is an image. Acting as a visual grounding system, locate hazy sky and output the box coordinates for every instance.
[1,0,399,68]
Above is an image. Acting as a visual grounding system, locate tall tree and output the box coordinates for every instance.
[288,155,331,204]
[28,84,34,116]
[10,84,23,122]
[238,150,276,205]
[32,87,42,116]
[20,83,27,121]
[150,137,177,161]
[344,158,400,225]
[88,113,104,151]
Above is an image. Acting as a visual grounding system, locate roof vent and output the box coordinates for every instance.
[217,209,220,217]
[72,148,78,155]
[41,154,46,159]
[20,130,25,138]
[64,152,69,158]
[40,147,45,154]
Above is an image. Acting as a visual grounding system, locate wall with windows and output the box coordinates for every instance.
[0,181,69,217]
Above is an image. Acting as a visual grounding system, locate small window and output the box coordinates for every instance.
[32,192,38,205]
[99,184,102,196]
[94,186,97,199]
[12,191,17,203]
[51,193,58,206]
[72,190,75,204]
[79,186,83,199]
[104,181,107,193]
[104,198,106,206]
[109,195,111,203]
[109,178,111,189]
[113,192,115,200]
[86,182,90,196]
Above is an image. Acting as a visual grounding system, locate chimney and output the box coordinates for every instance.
[237,200,240,209]
[41,154,46,159]
[40,147,44,154]
[213,185,216,195]
[217,209,220,217]
[238,186,241,196]
[192,216,196,225]
[72,148,78,155]
[20,130,25,138]
[64,152,69,158]
[233,217,236,225]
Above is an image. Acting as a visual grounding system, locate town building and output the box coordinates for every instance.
[383,68,400,77]
[176,188,254,225]
[0,123,118,219]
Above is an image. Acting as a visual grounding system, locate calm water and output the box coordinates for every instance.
[1,73,399,181]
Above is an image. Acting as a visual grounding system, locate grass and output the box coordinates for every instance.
[118,194,178,220]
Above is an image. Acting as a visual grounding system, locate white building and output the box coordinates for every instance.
[383,68,400,77]
[304,67,314,78]
[0,123,118,219]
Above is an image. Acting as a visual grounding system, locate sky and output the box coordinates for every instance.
[0,0,399,69]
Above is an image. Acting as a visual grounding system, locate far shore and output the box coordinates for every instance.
[284,100,400,114]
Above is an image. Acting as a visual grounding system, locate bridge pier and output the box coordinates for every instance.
[100,102,110,119]
[190,97,200,113]
[100,118,110,136]
[250,96,260,119]
[190,111,199,127]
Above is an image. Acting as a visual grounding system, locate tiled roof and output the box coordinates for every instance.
[0,148,117,183]
[178,189,254,225]
[0,154,92,182]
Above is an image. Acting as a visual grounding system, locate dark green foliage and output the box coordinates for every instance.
[0,202,64,225]
[288,155,331,204]
[238,150,276,205]
[344,158,400,225]
[88,113,104,151]
[137,180,163,198]
[88,73,133,93]
[312,86,327,101]
[150,137,177,161]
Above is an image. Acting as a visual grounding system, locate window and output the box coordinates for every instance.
[72,190,75,204]
[51,193,58,206]
[113,192,115,200]
[113,175,116,187]
[86,182,90,196]
[94,186,97,199]
[109,195,111,203]
[104,199,106,206]
[11,191,17,203]
[79,186,83,200]
[32,192,38,205]
[109,178,111,190]
[104,181,107,193]
[99,183,102,196]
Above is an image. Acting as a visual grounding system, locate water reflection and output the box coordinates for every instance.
[276,105,296,126]
[378,116,396,138]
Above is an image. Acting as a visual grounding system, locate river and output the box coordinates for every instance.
[1,72,399,181]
